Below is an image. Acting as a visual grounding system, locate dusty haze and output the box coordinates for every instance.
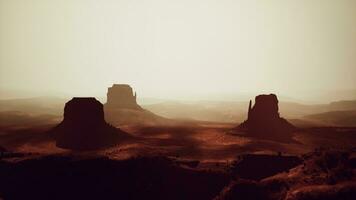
[1,0,355,102]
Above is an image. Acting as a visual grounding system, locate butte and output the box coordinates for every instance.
[235,94,296,142]
[50,97,128,150]
[104,84,169,126]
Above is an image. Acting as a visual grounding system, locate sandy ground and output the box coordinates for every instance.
[1,121,355,164]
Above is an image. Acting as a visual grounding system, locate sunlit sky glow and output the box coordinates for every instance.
[0,0,355,102]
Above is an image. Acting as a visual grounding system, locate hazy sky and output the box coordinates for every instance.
[1,0,355,102]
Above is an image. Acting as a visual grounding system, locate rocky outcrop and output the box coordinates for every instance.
[237,94,296,141]
[230,154,302,180]
[51,97,127,150]
[105,84,142,110]
[215,149,356,200]
[104,84,171,126]
[248,94,280,120]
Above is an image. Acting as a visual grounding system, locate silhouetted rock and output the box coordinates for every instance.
[50,97,127,150]
[248,94,279,120]
[105,84,143,110]
[104,84,171,126]
[237,94,296,142]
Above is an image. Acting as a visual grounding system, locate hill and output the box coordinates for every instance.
[303,110,356,127]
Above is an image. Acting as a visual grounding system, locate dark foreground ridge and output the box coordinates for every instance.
[230,154,302,180]
[50,97,128,150]
[0,155,229,200]
[216,149,356,200]
[236,94,296,142]
[1,149,355,200]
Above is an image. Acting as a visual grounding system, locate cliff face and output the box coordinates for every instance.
[51,97,126,150]
[239,94,296,142]
[105,84,142,110]
[248,94,279,121]
[63,97,105,126]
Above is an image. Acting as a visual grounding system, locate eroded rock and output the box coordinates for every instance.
[104,84,170,126]
[105,84,142,110]
[51,97,127,150]
[237,94,296,142]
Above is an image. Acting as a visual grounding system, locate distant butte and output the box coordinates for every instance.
[105,84,143,110]
[50,97,127,150]
[104,84,170,126]
[236,94,296,142]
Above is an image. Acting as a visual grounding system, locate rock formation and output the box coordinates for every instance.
[105,84,143,110]
[237,94,296,141]
[104,84,170,126]
[51,97,127,150]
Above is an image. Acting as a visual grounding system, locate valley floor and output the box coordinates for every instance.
[0,122,356,200]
